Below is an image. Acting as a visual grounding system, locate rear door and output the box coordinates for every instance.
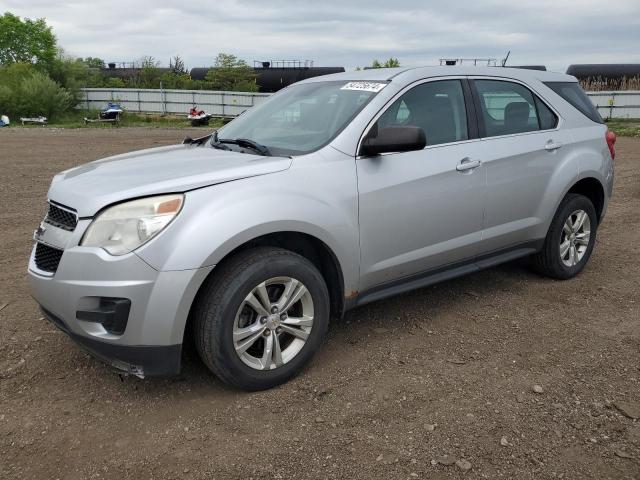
[356,78,486,291]
[469,78,575,253]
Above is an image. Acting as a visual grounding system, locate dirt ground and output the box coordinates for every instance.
[0,127,638,480]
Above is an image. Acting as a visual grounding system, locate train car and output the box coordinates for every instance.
[566,64,640,80]
[566,64,640,90]
[190,65,345,92]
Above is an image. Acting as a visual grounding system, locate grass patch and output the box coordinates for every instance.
[13,110,225,129]
[606,118,640,138]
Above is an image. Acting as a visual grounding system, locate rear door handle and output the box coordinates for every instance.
[456,159,482,172]
[545,141,563,151]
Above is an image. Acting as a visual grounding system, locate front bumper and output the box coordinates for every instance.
[41,306,182,376]
[28,245,213,377]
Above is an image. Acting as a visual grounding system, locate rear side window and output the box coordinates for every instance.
[544,82,603,124]
[473,79,557,137]
[535,97,558,130]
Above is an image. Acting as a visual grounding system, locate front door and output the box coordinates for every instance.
[356,79,486,292]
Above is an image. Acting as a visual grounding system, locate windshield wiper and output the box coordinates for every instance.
[209,131,231,151]
[183,133,213,145]
[218,138,272,156]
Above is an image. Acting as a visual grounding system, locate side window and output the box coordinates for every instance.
[474,80,558,137]
[378,80,468,146]
[535,96,558,130]
[544,81,602,124]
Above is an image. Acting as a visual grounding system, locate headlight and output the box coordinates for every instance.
[81,194,184,255]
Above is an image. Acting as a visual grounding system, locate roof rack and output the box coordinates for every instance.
[106,61,136,69]
[253,60,314,69]
[439,58,498,67]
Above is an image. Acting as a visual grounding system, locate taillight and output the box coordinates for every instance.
[606,129,616,160]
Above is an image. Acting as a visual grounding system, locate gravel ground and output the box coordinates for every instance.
[0,127,638,480]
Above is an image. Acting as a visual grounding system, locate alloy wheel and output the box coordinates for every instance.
[560,209,591,267]
[233,276,314,370]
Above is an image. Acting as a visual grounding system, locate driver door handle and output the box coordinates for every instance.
[456,159,482,172]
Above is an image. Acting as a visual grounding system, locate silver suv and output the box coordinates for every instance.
[29,67,615,390]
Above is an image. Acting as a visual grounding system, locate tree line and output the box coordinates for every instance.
[0,12,262,119]
[84,53,260,91]
[0,12,401,121]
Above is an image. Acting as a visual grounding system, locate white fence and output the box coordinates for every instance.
[79,88,270,117]
[78,88,640,119]
[586,91,640,119]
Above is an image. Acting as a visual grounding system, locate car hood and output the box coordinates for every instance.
[47,144,292,217]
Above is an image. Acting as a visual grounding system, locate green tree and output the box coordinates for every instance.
[160,72,195,89]
[0,14,86,119]
[81,57,106,69]
[103,76,125,88]
[48,51,89,104]
[384,58,400,68]
[370,58,401,69]
[0,13,57,70]
[205,53,257,92]
[85,71,107,87]
[138,56,162,88]
[169,55,187,74]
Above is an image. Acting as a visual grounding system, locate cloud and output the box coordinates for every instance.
[3,0,640,72]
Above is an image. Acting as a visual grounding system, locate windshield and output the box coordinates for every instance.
[215,80,386,156]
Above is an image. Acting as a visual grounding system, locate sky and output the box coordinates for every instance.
[2,0,640,73]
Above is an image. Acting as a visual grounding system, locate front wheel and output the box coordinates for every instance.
[194,247,330,390]
[531,193,598,279]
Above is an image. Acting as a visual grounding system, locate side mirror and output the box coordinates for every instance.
[360,125,426,156]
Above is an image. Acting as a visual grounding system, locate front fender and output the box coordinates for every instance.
[136,153,360,296]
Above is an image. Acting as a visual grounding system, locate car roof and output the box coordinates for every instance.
[297,66,576,85]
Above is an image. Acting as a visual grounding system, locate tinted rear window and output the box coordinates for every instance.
[544,82,602,124]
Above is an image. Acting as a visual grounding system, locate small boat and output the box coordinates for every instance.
[99,102,124,120]
[188,106,212,126]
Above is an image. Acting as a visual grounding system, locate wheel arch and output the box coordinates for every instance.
[566,176,605,223]
[183,231,347,346]
[221,231,346,319]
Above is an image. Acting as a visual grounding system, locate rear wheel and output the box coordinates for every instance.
[531,193,598,279]
[194,247,330,390]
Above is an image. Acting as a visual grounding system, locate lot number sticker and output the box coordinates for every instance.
[341,82,387,93]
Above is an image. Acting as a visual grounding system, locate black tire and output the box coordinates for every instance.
[531,193,598,279]
[194,247,330,391]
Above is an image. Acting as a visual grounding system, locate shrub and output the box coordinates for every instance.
[16,72,72,118]
[103,77,126,88]
[0,85,14,115]
[0,63,35,115]
[47,53,88,106]
[0,64,72,119]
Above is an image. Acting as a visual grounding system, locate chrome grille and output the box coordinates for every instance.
[34,243,64,273]
[45,203,77,231]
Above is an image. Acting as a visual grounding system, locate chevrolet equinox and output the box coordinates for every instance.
[29,67,615,390]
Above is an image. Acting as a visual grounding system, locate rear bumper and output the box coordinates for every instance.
[41,307,181,377]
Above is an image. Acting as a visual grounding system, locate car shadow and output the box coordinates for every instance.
[91,257,544,397]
